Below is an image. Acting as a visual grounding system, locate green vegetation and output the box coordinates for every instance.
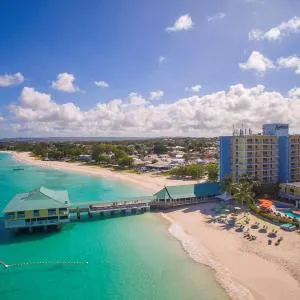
[206,163,218,182]
[221,175,299,227]
[220,175,234,195]
[0,136,218,170]
[232,181,255,208]
[223,174,260,207]
[153,141,167,155]
[168,164,205,179]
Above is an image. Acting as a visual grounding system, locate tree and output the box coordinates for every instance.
[206,163,219,182]
[32,143,48,158]
[232,181,255,208]
[170,164,205,179]
[117,156,133,167]
[98,154,110,164]
[153,142,167,155]
[91,144,105,161]
[220,175,234,195]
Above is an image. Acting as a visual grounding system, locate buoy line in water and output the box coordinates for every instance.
[0,260,88,269]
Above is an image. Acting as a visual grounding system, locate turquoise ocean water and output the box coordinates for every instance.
[0,153,228,300]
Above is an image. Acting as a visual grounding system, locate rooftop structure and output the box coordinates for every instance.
[152,182,220,209]
[263,124,289,137]
[154,182,220,200]
[2,187,71,231]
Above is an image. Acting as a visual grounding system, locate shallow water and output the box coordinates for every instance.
[0,152,229,300]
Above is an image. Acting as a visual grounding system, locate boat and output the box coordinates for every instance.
[13,167,24,171]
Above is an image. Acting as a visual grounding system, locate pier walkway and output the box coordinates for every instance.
[70,196,155,219]
[70,195,215,219]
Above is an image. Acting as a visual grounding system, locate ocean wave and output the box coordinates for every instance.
[161,213,255,300]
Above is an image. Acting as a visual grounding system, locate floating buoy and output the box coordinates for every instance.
[0,260,89,269]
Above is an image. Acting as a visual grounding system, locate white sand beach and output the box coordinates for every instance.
[162,203,300,300]
[10,151,200,193]
[9,151,300,300]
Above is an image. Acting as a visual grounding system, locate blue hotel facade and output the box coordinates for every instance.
[220,124,300,184]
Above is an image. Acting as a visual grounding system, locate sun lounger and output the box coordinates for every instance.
[280,223,296,231]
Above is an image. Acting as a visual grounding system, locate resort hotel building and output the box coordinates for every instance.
[220,123,300,207]
[2,187,71,232]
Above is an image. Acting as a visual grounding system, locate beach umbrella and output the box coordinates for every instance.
[234,207,241,210]
[224,209,230,213]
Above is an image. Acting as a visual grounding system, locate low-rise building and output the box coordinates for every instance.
[78,154,92,161]
[279,182,300,208]
[2,187,71,231]
[145,162,172,171]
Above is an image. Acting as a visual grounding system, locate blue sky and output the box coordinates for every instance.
[0,0,299,137]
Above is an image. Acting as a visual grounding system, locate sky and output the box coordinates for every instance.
[0,0,299,137]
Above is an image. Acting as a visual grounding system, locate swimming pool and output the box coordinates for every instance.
[275,203,292,209]
[282,210,300,220]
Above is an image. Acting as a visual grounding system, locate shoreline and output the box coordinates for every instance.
[162,205,300,300]
[161,212,254,300]
[4,151,300,300]
[7,151,201,194]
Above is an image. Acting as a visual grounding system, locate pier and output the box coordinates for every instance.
[2,182,222,232]
[70,199,151,219]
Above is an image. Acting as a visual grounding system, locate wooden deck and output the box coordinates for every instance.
[149,197,216,209]
[69,196,217,219]
[70,200,151,219]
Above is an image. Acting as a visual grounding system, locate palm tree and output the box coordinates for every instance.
[232,181,255,208]
[221,175,234,196]
[239,174,261,189]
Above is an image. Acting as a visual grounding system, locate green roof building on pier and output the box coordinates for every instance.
[2,187,71,231]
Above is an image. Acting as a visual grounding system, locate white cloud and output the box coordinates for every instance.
[128,92,148,106]
[11,87,82,126]
[95,80,109,88]
[0,72,24,87]
[288,87,300,98]
[149,90,164,101]
[8,84,300,137]
[51,72,79,93]
[159,56,166,64]
[20,87,53,110]
[239,51,275,75]
[277,55,300,74]
[185,84,202,93]
[165,14,193,32]
[249,16,300,41]
[207,12,226,22]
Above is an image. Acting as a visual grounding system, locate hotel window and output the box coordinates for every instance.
[5,213,14,220]
[17,211,25,218]
[48,209,56,216]
[59,208,68,215]
[33,210,39,217]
